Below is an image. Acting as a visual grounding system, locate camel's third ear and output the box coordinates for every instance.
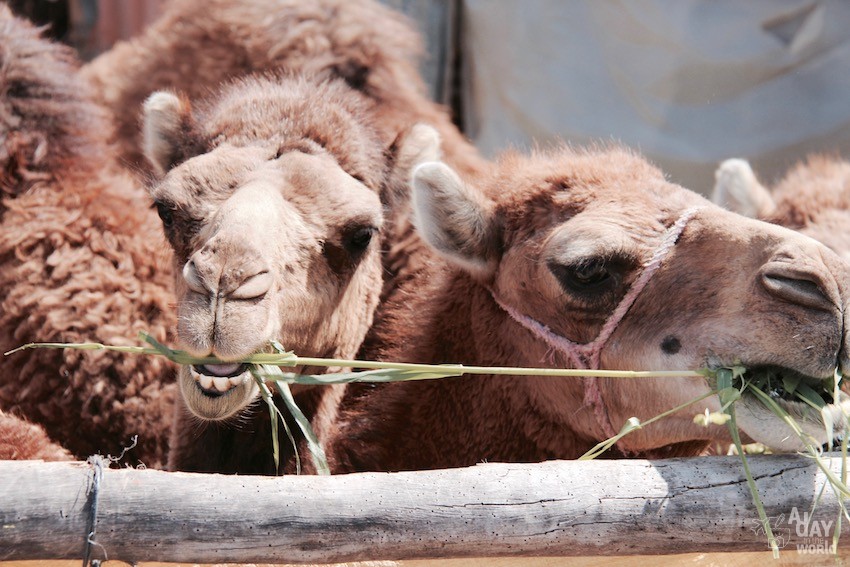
[142,91,203,176]
[712,158,776,219]
[412,162,500,278]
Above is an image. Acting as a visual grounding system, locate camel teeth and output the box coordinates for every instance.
[198,374,214,390]
[212,376,231,392]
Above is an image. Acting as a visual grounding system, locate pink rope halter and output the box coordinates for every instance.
[490,207,702,442]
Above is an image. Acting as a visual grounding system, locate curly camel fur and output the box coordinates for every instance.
[0,5,177,466]
[0,410,71,461]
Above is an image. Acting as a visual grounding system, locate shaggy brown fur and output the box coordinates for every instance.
[0,6,177,466]
[0,5,104,209]
[0,410,71,460]
[82,0,486,183]
[326,147,850,472]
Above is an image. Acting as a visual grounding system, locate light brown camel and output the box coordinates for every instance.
[82,0,485,182]
[85,0,488,326]
[0,5,177,466]
[325,148,850,472]
[84,0,486,475]
[713,157,850,258]
[142,76,440,474]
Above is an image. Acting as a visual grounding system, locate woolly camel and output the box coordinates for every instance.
[142,74,440,474]
[0,6,177,466]
[0,411,70,461]
[82,0,485,182]
[713,157,850,258]
[324,149,850,472]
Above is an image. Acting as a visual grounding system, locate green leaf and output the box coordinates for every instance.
[729,365,747,382]
[717,386,741,410]
[781,373,802,398]
[715,367,734,391]
[723,393,780,558]
[794,382,828,410]
[250,367,283,473]
[273,377,330,476]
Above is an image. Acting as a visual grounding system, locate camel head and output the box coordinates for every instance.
[713,157,850,261]
[142,76,439,421]
[412,147,850,454]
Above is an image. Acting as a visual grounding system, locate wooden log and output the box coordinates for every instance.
[0,455,847,563]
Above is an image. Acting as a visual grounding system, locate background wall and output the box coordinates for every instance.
[460,0,850,194]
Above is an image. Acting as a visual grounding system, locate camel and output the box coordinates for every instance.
[141,75,440,474]
[324,148,850,472]
[0,411,71,461]
[0,5,177,466]
[713,157,850,259]
[82,0,485,182]
[81,0,485,474]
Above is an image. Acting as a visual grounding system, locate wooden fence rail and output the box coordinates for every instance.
[0,454,846,563]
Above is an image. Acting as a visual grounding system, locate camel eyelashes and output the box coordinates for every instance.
[571,259,610,285]
[154,200,175,228]
[342,225,377,255]
[548,257,617,295]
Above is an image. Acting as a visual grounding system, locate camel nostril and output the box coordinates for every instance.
[761,269,834,312]
[230,270,272,300]
[182,260,209,295]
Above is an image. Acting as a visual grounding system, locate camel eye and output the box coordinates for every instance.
[154,201,174,228]
[343,225,377,255]
[572,259,610,286]
[549,258,614,294]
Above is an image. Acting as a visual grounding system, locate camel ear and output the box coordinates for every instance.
[412,161,500,278]
[712,159,776,219]
[381,123,442,208]
[142,91,199,176]
[396,124,442,172]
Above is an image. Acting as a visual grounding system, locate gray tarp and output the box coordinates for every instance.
[458,0,850,194]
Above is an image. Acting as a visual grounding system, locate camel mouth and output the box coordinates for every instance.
[737,365,837,408]
[190,363,251,397]
[728,365,850,451]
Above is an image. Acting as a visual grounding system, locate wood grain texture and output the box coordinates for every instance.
[0,455,846,563]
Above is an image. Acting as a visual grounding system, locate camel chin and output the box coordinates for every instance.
[179,365,260,421]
